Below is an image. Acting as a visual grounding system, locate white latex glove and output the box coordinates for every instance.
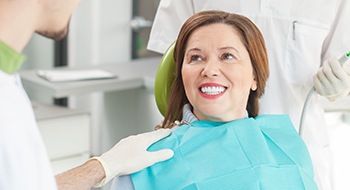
[92,129,174,187]
[314,57,350,101]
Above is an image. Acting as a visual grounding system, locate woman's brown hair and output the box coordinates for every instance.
[160,10,269,128]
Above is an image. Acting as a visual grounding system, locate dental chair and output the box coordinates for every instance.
[154,41,176,116]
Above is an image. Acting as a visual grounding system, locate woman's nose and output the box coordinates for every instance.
[201,60,220,77]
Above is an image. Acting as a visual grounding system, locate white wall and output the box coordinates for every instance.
[69,0,132,66]
[67,0,134,157]
[21,34,54,71]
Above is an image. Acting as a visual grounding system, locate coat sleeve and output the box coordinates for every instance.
[147,0,195,53]
[321,0,350,62]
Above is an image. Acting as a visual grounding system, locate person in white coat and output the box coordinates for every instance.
[147,0,350,189]
[0,0,173,190]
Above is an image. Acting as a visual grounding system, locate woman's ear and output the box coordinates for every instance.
[251,78,257,91]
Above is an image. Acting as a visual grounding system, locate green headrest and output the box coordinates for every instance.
[154,41,176,116]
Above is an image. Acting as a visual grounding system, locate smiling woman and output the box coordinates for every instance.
[111,10,318,190]
[182,23,257,122]
[162,10,269,126]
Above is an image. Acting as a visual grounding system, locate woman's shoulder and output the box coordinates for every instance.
[147,125,190,151]
[254,114,296,134]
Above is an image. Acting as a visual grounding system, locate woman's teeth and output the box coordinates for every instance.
[200,86,226,95]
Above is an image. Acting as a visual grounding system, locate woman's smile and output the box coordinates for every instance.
[199,83,227,98]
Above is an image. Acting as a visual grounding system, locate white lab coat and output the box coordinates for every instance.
[0,71,57,190]
[147,0,350,189]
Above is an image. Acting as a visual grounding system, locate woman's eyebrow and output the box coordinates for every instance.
[219,46,240,55]
[186,47,201,54]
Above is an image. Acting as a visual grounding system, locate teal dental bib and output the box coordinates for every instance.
[131,115,317,190]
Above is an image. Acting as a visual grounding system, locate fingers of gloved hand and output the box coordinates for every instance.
[148,149,174,164]
[344,64,350,73]
[314,67,333,96]
[326,63,350,101]
[314,57,350,97]
[328,59,350,94]
[342,64,350,85]
[140,128,172,147]
[98,129,173,174]
[326,57,350,83]
[326,91,349,102]
[118,149,174,175]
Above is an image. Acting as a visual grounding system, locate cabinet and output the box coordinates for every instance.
[32,102,91,174]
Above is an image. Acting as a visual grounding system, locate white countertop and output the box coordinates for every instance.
[20,57,162,98]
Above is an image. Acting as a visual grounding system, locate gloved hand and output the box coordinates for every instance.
[314,57,350,101]
[92,129,174,187]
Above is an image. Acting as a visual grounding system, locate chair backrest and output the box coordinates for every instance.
[154,41,176,116]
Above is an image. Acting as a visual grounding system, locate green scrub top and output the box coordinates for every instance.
[0,41,25,74]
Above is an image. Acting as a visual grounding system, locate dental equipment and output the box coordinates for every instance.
[299,51,350,135]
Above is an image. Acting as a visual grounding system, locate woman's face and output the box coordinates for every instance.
[182,23,257,122]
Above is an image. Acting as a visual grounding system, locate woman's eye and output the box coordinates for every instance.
[190,55,203,62]
[221,53,235,60]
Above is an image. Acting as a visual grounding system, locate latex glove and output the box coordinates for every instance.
[92,129,174,187]
[314,57,350,101]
